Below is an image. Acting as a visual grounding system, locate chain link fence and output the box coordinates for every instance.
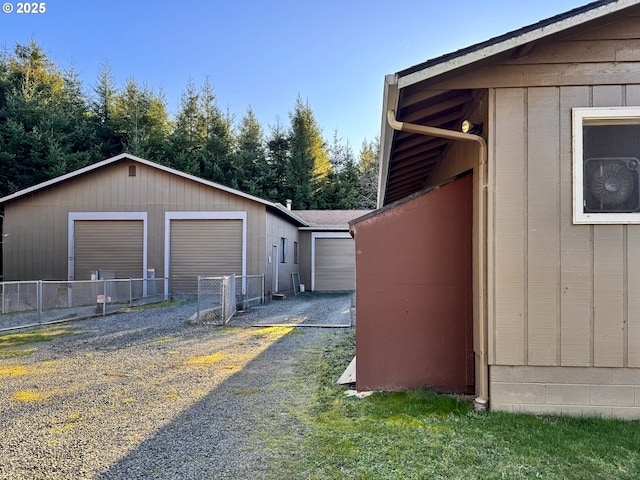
[0,278,168,332]
[195,274,264,325]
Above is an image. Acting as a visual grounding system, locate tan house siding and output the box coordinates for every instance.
[490,83,640,370]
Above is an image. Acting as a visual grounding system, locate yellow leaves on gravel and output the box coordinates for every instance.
[12,389,52,402]
[184,352,226,366]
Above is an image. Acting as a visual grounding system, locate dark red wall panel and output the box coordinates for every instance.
[353,175,473,393]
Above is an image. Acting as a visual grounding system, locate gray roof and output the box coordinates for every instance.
[294,210,372,229]
[0,153,308,227]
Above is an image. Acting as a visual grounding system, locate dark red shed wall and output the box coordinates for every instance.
[353,175,473,393]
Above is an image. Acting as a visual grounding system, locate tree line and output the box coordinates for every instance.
[0,41,380,209]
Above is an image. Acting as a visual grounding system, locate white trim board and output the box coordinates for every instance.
[572,106,640,224]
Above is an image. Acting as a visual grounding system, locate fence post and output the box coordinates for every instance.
[261,274,265,304]
[103,280,107,317]
[197,276,201,321]
[38,280,42,324]
[129,278,133,306]
[221,277,227,325]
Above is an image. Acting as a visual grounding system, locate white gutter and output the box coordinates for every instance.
[386,109,489,409]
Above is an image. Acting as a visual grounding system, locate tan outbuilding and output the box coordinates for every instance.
[351,0,640,418]
[0,154,305,297]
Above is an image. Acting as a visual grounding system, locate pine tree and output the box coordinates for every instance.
[0,41,98,195]
[324,130,359,209]
[112,78,170,162]
[357,136,380,209]
[169,80,204,176]
[200,80,235,186]
[286,96,332,208]
[90,62,123,158]
[265,118,289,203]
[235,107,268,198]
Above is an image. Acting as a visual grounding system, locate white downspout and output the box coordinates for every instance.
[386,109,489,409]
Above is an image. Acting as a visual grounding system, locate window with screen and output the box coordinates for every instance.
[573,107,640,223]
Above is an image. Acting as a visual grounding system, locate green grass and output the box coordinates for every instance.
[266,330,640,479]
[120,299,184,312]
[0,326,76,349]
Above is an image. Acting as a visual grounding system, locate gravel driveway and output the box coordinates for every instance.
[0,292,353,479]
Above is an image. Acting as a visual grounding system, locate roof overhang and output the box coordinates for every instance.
[378,0,640,207]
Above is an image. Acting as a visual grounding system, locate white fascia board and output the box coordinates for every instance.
[378,75,400,208]
[398,0,640,89]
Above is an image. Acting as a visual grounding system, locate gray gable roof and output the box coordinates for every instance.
[0,153,308,226]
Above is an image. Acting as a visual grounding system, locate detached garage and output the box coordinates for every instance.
[0,154,304,297]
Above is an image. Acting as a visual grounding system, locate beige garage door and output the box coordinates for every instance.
[170,219,243,293]
[314,237,355,291]
[74,220,144,280]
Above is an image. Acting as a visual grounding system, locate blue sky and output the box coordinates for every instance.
[0,0,588,151]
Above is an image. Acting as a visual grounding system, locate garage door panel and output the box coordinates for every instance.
[170,219,243,293]
[315,237,355,291]
[74,220,143,280]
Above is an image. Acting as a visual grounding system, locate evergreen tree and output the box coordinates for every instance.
[200,80,236,186]
[112,78,170,162]
[0,41,97,195]
[321,129,359,208]
[169,80,204,176]
[90,62,123,159]
[286,96,332,209]
[235,106,268,197]
[357,136,380,209]
[265,118,289,203]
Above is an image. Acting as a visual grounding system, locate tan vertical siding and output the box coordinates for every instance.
[492,81,640,369]
[625,85,640,367]
[591,86,625,367]
[527,87,561,366]
[493,88,527,365]
[559,87,593,366]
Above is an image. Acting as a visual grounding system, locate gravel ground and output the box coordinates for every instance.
[0,292,353,479]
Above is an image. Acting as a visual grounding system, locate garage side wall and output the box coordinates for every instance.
[265,212,300,296]
[2,161,267,282]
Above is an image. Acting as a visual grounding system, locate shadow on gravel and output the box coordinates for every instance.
[88,292,353,480]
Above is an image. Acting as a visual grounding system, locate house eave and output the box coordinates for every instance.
[398,0,636,89]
